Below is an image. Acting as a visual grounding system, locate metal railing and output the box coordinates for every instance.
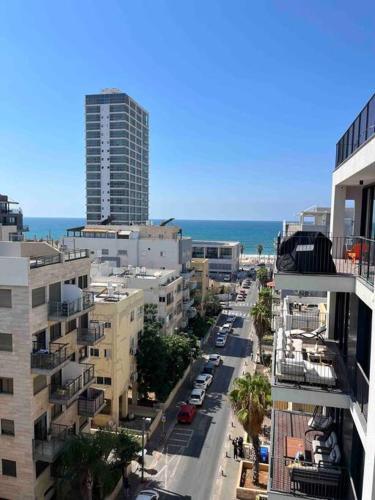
[270,456,350,499]
[31,342,69,370]
[277,234,375,285]
[30,254,61,268]
[64,249,89,261]
[33,423,71,462]
[49,292,95,319]
[78,388,105,417]
[82,364,95,386]
[50,375,82,402]
[283,310,327,333]
[354,362,369,421]
[77,322,105,345]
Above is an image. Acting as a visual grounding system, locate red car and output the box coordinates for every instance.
[177,404,197,424]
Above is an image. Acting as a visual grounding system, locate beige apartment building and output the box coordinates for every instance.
[0,241,104,500]
[87,284,144,427]
[191,258,209,316]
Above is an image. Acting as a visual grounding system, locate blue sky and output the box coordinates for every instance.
[0,0,374,220]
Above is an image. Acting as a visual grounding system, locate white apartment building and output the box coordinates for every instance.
[192,240,241,279]
[85,88,149,225]
[0,242,104,500]
[91,262,187,334]
[271,92,375,500]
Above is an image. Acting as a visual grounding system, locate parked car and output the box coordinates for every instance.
[215,335,227,347]
[223,275,231,282]
[227,315,236,324]
[177,403,197,424]
[189,388,206,406]
[208,353,222,366]
[236,295,245,302]
[194,373,213,389]
[135,490,160,500]
[203,361,216,375]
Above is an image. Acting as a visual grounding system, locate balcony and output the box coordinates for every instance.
[78,388,105,417]
[49,290,95,320]
[272,328,351,408]
[77,321,105,346]
[354,362,369,421]
[30,254,61,269]
[64,249,89,262]
[33,423,72,463]
[269,409,353,500]
[31,341,70,374]
[275,234,375,292]
[183,298,194,310]
[49,363,95,405]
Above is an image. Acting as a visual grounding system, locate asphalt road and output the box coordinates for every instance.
[139,282,258,500]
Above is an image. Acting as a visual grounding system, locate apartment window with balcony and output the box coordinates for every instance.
[0,333,12,352]
[0,377,13,394]
[2,459,16,477]
[1,419,14,436]
[0,289,11,308]
[32,287,46,308]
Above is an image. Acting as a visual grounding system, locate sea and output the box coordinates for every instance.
[23,218,282,255]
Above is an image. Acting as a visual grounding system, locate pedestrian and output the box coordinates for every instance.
[122,471,130,498]
[238,436,244,458]
[232,438,238,460]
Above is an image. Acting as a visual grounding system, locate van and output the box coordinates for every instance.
[203,361,216,375]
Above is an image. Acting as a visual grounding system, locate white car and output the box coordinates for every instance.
[189,388,206,406]
[208,354,221,366]
[215,335,227,347]
[227,315,236,324]
[135,490,159,500]
[194,373,213,389]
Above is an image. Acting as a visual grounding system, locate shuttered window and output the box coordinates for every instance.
[32,287,46,308]
[0,333,12,352]
[0,289,12,308]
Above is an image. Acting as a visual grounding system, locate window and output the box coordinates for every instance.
[104,349,111,358]
[50,323,61,341]
[159,296,165,303]
[2,459,16,477]
[78,275,88,289]
[104,322,111,328]
[0,333,12,352]
[33,375,47,395]
[130,310,134,322]
[65,319,77,334]
[35,460,49,478]
[0,377,13,394]
[160,251,165,257]
[90,348,100,357]
[0,289,11,308]
[1,419,14,436]
[32,287,46,308]
[96,377,112,385]
[102,249,109,256]
[118,250,127,256]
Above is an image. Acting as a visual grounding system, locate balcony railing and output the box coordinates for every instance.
[64,249,89,261]
[31,342,69,372]
[33,423,72,463]
[354,362,369,421]
[82,364,95,386]
[77,322,105,345]
[276,234,375,286]
[78,388,105,417]
[50,375,82,403]
[49,292,95,319]
[30,254,62,269]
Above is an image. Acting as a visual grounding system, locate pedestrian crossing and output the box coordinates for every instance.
[222,309,250,318]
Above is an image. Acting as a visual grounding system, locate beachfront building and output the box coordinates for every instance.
[85,88,149,225]
[283,204,354,237]
[0,241,101,500]
[0,193,28,242]
[191,258,209,316]
[91,262,184,334]
[271,92,375,500]
[192,240,240,279]
[87,284,144,427]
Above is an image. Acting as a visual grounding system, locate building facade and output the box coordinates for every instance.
[0,242,102,500]
[271,92,375,500]
[87,285,144,427]
[192,240,240,279]
[191,258,209,315]
[0,193,27,242]
[85,88,149,225]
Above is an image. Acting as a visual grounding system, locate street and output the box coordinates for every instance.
[132,281,258,500]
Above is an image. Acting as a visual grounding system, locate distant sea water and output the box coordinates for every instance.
[23,217,282,255]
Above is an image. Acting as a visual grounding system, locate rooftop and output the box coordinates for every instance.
[89,284,141,304]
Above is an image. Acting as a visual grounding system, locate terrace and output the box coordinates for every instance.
[33,423,72,463]
[31,341,70,375]
[49,363,95,405]
[49,290,95,320]
[269,409,354,500]
[77,321,105,346]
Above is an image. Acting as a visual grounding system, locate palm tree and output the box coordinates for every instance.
[257,244,264,261]
[230,373,271,486]
[256,266,268,288]
[258,287,272,317]
[251,300,271,362]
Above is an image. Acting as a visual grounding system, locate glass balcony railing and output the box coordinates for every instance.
[31,342,69,372]
[33,423,72,463]
[77,322,105,345]
[78,388,105,417]
[49,292,95,319]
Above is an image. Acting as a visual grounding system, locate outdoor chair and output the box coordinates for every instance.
[305,407,333,437]
[289,325,326,343]
[314,444,341,468]
[312,431,338,455]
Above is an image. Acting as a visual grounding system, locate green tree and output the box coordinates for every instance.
[251,300,271,362]
[256,266,268,288]
[258,287,272,318]
[230,373,271,486]
[257,244,264,260]
[111,429,141,475]
[203,289,221,316]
